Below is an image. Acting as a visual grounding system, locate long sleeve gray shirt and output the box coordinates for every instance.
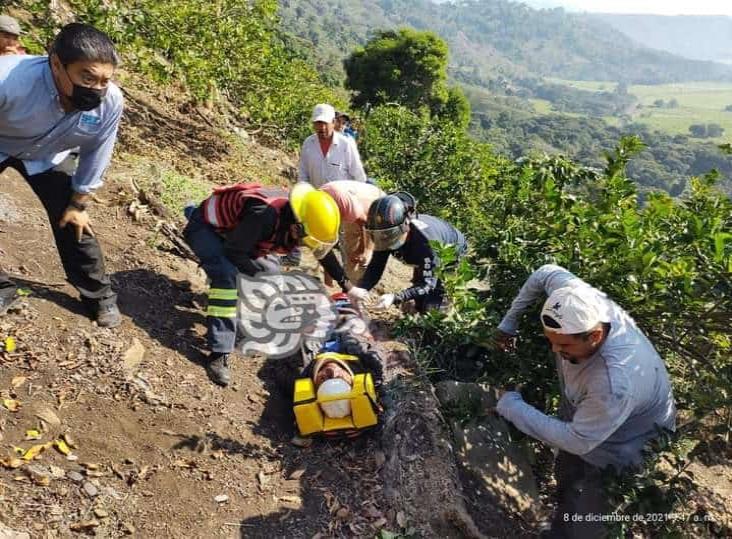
[496,264,676,470]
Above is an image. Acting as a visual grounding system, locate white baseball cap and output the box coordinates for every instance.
[540,286,610,334]
[0,15,23,36]
[311,103,335,123]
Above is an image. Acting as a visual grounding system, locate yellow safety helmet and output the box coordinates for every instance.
[290,183,341,259]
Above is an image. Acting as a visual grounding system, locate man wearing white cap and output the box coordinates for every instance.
[297,103,367,188]
[0,15,26,56]
[494,264,675,538]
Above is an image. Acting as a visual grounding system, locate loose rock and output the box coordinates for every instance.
[290,435,313,448]
[69,520,100,532]
[0,520,30,539]
[122,338,146,373]
[33,404,61,429]
[82,481,99,497]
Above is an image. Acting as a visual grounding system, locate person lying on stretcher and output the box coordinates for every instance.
[288,293,385,439]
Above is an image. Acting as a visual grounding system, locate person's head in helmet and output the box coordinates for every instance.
[365,193,416,251]
[392,191,416,214]
[312,356,354,418]
[289,183,340,259]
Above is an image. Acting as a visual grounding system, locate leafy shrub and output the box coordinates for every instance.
[345,28,449,111]
[345,29,470,127]
[19,0,343,147]
[366,105,731,531]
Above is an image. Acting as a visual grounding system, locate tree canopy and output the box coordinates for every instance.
[344,28,449,110]
[344,28,469,125]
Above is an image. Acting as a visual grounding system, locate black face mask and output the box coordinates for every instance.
[62,64,106,111]
[70,84,105,111]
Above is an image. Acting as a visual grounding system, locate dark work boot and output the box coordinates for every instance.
[207,352,231,387]
[96,303,122,328]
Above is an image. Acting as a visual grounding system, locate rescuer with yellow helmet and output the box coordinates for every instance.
[182,181,343,386]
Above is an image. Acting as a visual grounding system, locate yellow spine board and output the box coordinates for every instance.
[293,373,379,436]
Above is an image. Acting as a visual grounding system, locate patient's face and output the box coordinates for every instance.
[314,361,353,389]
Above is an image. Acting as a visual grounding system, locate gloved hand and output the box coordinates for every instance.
[374,293,396,310]
[347,287,370,306]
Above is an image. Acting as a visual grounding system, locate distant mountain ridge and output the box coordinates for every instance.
[279,0,732,86]
[587,14,732,64]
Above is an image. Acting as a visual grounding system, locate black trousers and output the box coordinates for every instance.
[0,158,115,306]
[549,451,609,539]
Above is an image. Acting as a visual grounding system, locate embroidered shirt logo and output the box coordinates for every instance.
[77,113,102,134]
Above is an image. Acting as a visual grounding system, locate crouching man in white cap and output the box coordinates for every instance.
[494,264,676,538]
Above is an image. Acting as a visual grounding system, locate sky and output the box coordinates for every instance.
[524,0,732,16]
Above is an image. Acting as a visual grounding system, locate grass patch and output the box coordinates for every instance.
[528,98,553,114]
[122,156,212,218]
[630,82,732,139]
[546,78,614,92]
[157,169,212,217]
[551,79,732,139]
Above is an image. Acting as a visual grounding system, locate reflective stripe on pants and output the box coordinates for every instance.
[182,208,239,353]
[207,287,237,319]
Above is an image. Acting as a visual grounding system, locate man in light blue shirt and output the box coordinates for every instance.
[0,23,123,326]
[494,265,675,538]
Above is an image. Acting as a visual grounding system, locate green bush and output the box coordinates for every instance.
[366,104,731,532]
[361,104,505,237]
[19,0,343,147]
[345,28,449,111]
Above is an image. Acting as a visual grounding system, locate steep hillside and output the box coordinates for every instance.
[0,38,517,539]
[0,5,544,537]
[588,14,732,64]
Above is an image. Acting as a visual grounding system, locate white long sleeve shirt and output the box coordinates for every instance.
[297,131,367,187]
[496,265,676,470]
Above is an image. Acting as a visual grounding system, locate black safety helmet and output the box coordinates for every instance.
[365,195,411,251]
[391,191,417,216]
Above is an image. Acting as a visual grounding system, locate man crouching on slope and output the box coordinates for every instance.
[494,264,676,539]
[0,23,123,326]
[182,182,346,387]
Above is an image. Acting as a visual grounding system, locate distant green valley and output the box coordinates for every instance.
[279,0,732,195]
